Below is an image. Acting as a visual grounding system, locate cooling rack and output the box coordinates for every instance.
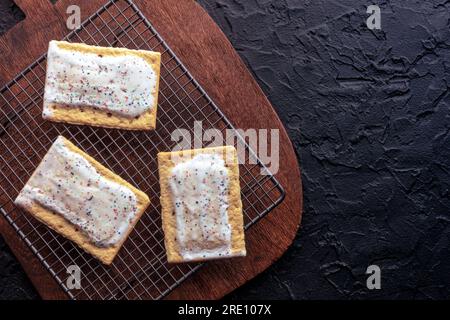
[0,0,285,300]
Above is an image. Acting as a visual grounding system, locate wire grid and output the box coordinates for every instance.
[0,0,285,300]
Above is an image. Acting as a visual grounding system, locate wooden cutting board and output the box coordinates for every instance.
[0,0,302,299]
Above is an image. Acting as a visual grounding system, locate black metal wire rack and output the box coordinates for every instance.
[0,0,285,300]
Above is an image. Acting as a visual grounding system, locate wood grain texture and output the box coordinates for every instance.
[0,0,302,300]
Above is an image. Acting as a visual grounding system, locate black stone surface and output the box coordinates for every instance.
[0,0,24,36]
[1,0,450,299]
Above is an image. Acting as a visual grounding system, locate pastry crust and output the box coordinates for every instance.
[14,136,150,265]
[43,41,161,130]
[157,146,246,263]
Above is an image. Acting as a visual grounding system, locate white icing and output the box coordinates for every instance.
[43,41,157,118]
[169,153,233,261]
[14,136,138,247]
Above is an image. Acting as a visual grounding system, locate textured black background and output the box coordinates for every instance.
[1,0,450,299]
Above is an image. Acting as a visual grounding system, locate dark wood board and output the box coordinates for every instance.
[0,0,302,300]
